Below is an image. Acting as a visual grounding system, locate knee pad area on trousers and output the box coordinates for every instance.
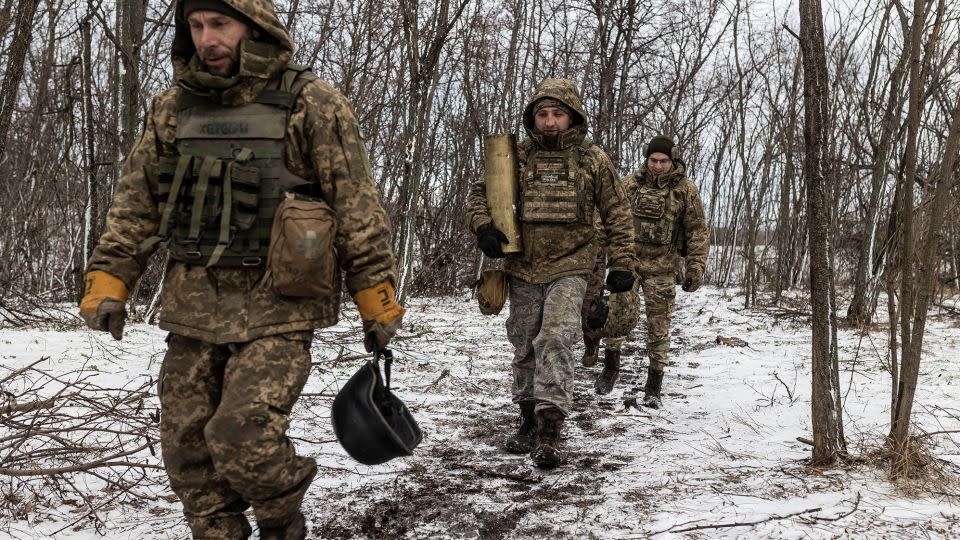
[203,402,291,480]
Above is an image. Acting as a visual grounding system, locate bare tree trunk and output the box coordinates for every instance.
[395,0,469,302]
[118,0,146,158]
[889,0,930,470]
[0,0,42,162]
[799,0,843,466]
[847,1,909,326]
[775,59,801,304]
[81,6,99,273]
[891,96,960,476]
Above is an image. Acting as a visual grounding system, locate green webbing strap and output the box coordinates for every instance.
[188,156,218,242]
[207,164,234,268]
[140,154,192,254]
[177,91,216,111]
[254,66,315,108]
[282,68,299,93]
[254,90,296,108]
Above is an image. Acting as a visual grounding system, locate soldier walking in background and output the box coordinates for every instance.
[467,79,636,468]
[78,1,403,538]
[624,136,709,409]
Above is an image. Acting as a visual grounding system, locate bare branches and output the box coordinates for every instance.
[0,359,163,514]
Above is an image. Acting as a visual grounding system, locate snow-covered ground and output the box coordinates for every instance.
[1,286,958,539]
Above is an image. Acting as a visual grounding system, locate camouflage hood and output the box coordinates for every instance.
[171,0,294,103]
[522,79,588,150]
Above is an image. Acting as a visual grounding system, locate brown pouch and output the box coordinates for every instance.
[476,270,508,315]
[267,193,338,297]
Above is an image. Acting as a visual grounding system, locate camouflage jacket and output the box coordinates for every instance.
[86,0,396,344]
[622,163,709,277]
[466,79,636,284]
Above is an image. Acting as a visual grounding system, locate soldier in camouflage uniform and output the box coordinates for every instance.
[624,136,709,409]
[78,1,403,538]
[467,79,636,468]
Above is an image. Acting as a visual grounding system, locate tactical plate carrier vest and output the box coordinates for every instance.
[519,142,594,227]
[142,66,318,267]
[632,174,683,249]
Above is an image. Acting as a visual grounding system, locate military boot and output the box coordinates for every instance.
[530,407,565,469]
[594,348,621,395]
[504,401,537,454]
[642,367,664,409]
[259,512,306,540]
[581,334,601,367]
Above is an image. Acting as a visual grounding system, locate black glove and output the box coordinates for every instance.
[605,270,635,293]
[476,222,509,259]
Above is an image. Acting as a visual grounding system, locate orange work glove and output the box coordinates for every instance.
[79,271,129,340]
[353,280,405,352]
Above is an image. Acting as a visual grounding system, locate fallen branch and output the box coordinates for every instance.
[654,506,823,535]
[0,440,157,476]
[447,462,539,484]
[806,492,861,522]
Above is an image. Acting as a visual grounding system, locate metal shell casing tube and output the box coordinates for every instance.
[483,134,523,253]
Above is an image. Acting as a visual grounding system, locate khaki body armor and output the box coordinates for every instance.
[520,144,594,227]
[143,66,318,267]
[631,176,684,250]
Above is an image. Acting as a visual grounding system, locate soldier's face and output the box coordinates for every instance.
[188,11,256,77]
[647,152,674,175]
[534,107,571,134]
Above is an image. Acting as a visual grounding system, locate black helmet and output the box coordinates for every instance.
[331,350,423,465]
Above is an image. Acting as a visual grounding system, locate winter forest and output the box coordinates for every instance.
[1,0,959,537]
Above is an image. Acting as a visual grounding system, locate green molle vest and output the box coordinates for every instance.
[142,66,318,267]
[632,176,683,249]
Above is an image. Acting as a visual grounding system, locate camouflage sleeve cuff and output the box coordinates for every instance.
[607,259,634,273]
[470,216,492,235]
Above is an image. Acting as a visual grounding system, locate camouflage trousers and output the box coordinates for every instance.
[159,333,317,539]
[639,272,676,371]
[507,275,587,415]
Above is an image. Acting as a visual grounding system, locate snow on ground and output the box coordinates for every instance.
[1,286,959,539]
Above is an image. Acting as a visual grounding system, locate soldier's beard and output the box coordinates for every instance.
[199,46,241,77]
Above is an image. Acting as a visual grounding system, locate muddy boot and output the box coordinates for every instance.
[581,334,601,367]
[642,367,664,409]
[530,407,565,469]
[504,401,536,454]
[594,348,621,395]
[259,512,306,540]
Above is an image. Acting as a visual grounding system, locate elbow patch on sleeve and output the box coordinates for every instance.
[335,114,374,182]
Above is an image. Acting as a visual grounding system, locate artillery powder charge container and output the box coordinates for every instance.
[483,134,523,253]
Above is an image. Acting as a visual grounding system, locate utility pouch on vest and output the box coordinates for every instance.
[267,193,338,298]
[522,156,580,223]
[634,191,665,220]
[633,190,672,245]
